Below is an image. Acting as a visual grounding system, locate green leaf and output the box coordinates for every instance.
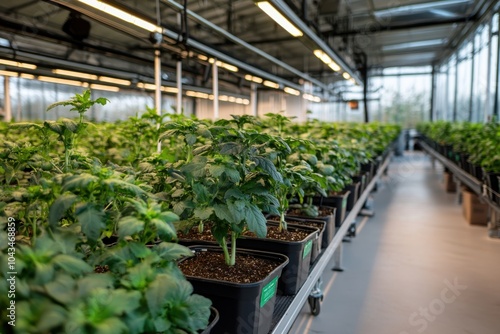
[219,142,243,155]
[213,203,234,223]
[49,194,78,227]
[245,203,267,238]
[254,156,283,182]
[193,144,212,156]
[61,118,78,133]
[118,216,145,239]
[77,274,114,297]
[151,218,176,240]
[183,294,211,331]
[63,174,98,192]
[185,133,197,146]
[194,207,213,220]
[53,254,93,275]
[159,211,179,223]
[76,204,105,242]
[208,164,226,178]
[44,274,76,304]
[103,178,147,197]
[155,242,192,261]
[225,168,241,183]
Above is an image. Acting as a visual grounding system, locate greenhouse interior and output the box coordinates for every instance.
[1,0,500,333]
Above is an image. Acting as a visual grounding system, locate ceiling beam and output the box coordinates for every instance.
[324,16,474,36]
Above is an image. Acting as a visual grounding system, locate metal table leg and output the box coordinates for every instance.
[332,242,344,272]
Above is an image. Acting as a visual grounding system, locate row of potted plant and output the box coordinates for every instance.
[1,90,400,334]
[417,121,500,204]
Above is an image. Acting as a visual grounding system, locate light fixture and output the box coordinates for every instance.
[343,72,351,80]
[137,82,157,90]
[228,96,236,102]
[349,78,357,85]
[303,94,321,102]
[314,50,340,72]
[52,69,98,80]
[0,70,18,77]
[263,80,280,89]
[20,73,35,79]
[78,0,162,33]
[90,83,120,92]
[244,74,263,84]
[198,55,209,61]
[374,0,472,17]
[256,1,303,37]
[208,58,239,72]
[162,86,179,93]
[99,76,131,86]
[0,58,37,70]
[219,95,229,101]
[382,39,445,51]
[38,76,88,87]
[284,87,300,96]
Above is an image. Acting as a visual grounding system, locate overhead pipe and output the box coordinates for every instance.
[266,0,362,85]
[162,0,328,91]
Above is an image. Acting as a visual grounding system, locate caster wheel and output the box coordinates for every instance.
[348,223,356,237]
[308,296,322,316]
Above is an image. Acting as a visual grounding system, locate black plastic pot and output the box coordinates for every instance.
[352,174,367,194]
[279,215,328,263]
[343,182,361,211]
[361,161,375,184]
[181,245,289,334]
[311,190,351,227]
[484,170,500,204]
[238,222,319,295]
[284,206,336,249]
[200,307,220,334]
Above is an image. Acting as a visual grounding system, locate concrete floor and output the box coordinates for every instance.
[289,152,500,334]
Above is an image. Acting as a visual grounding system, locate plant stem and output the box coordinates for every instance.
[230,232,236,266]
[221,237,231,265]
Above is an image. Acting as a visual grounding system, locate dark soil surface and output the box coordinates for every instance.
[286,206,334,217]
[269,216,324,232]
[244,225,310,241]
[94,265,110,273]
[177,226,216,242]
[179,251,281,283]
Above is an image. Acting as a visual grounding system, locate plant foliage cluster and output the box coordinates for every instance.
[0,91,400,332]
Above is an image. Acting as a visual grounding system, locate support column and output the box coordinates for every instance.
[430,66,436,122]
[468,39,475,122]
[4,76,11,122]
[212,59,219,121]
[176,59,182,114]
[155,49,162,152]
[250,82,257,116]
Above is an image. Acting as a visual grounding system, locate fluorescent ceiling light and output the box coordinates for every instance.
[0,70,18,77]
[20,73,35,79]
[374,0,471,16]
[90,83,120,92]
[79,0,162,33]
[219,95,229,101]
[38,76,88,87]
[256,1,303,37]
[244,74,263,84]
[263,80,280,89]
[198,55,209,61]
[382,39,445,51]
[0,58,37,69]
[314,50,340,72]
[53,69,98,80]
[343,72,351,80]
[137,82,157,90]
[228,96,236,102]
[162,86,179,93]
[303,93,321,102]
[208,58,239,72]
[99,76,131,86]
[284,87,300,96]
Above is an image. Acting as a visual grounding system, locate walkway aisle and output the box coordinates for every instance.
[289,152,500,334]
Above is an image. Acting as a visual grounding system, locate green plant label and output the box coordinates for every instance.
[342,197,347,209]
[260,276,279,308]
[303,239,313,259]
